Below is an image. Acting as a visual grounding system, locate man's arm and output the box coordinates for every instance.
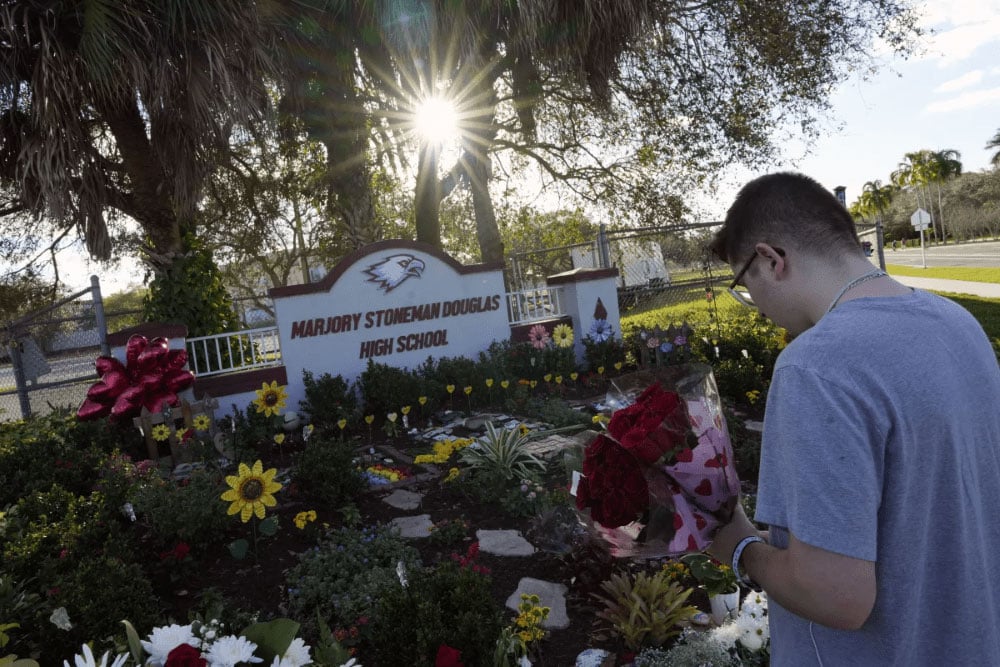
[707,504,876,631]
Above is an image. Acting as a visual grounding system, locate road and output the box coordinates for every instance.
[878,239,1000,269]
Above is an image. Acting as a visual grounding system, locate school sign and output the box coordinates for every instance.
[270,241,510,409]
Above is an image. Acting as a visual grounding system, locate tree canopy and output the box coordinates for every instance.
[0,0,922,299]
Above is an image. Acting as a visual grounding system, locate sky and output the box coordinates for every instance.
[43,0,1000,294]
[713,0,1000,217]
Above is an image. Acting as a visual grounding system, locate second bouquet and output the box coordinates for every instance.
[571,364,740,558]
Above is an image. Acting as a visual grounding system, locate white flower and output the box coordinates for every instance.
[337,660,360,667]
[142,624,198,666]
[268,638,311,667]
[204,636,262,667]
[64,644,129,667]
[396,560,408,588]
[50,606,73,631]
[707,620,741,650]
[736,611,770,652]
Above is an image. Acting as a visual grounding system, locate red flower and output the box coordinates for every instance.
[165,644,206,667]
[576,434,649,528]
[435,644,464,667]
[609,383,689,464]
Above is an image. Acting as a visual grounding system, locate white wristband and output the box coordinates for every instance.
[732,535,765,587]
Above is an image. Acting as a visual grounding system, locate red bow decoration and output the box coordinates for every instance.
[77,335,195,422]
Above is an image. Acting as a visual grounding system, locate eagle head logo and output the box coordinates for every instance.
[364,254,426,293]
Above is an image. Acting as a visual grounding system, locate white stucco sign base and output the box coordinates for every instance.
[271,241,509,409]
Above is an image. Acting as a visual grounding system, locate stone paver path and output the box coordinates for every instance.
[382,488,423,510]
[476,528,535,556]
[389,513,435,538]
[505,577,570,630]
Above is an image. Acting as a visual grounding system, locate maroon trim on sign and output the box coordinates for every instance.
[509,315,574,344]
[108,323,188,347]
[546,268,619,286]
[269,240,505,298]
[192,366,288,400]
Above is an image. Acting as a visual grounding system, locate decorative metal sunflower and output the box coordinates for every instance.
[192,413,212,431]
[253,381,288,417]
[221,460,282,522]
[151,424,171,442]
[552,323,574,348]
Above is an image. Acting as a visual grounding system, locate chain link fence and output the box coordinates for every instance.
[506,222,732,324]
[1,278,113,422]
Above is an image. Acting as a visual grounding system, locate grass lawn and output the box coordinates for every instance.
[623,282,1000,346]
[886,265,1000,284]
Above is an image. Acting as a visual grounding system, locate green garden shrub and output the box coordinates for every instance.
[132,468,232,551]
[300,370,358,430]
[358,360,429,419]
[291,435,365,506]
[368,559,504,667]
[285,524,421,635]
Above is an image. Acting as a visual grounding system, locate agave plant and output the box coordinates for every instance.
[591,569,699,650]
[459,422,547,481]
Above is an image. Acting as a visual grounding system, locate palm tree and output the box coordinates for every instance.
[0,1,286,267]
[891,150,935,237]
[987,129,1000,167]
[926,149,961,243]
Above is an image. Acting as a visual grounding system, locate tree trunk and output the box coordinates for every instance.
[324,132,378,250]
[415,142,441,248]
[99,94,183,263]
[459,49,503,264]
[936,183,947,244]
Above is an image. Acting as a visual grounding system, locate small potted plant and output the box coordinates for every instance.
[682,553,740,624]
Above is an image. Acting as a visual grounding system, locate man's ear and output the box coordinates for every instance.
[754,242,787,277]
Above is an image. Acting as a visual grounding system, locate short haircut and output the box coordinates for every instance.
[710,172,862,264]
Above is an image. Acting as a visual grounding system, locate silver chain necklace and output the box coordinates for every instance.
[825,268,887,314]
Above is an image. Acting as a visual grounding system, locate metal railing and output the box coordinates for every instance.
[506,287,566,326]
[185,326,282,377]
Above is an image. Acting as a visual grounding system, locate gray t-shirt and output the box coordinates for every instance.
[756,288,1000,666]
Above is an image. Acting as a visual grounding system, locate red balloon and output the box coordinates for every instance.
[137,339,169,371]
[94,356,125,377]
[144,390,178,414]
[136,371,163,393]
[163,368,195,393]
[110,386,146,422]
[125,335,148,371]
[77,398,112,421]
[165,349,189,371]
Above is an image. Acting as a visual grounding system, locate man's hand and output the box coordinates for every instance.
[706,501,763,564]
[705,502,877,631]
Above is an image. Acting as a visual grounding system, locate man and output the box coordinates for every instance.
[706,172,1000,665]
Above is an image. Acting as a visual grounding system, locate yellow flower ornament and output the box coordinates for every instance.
[552,324,574,348]
[253,381,288,417]
[221,460,282,523]
[151,424,171,442]
[192,414,212,431]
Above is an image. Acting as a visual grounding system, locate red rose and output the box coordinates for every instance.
[613,384,689,464]
[577,434,649,528]
[165,644,206,667]
[606,400,645,441]
[435,644,464,667]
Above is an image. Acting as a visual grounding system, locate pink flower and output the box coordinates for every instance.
[527,324,551,350]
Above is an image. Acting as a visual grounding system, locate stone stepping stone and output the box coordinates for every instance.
[382,489,423,510]
[389,514,435,539]
[505,577,569,630]
[524,431,594,460]
[574,649,613,667]
[476,529,535,556]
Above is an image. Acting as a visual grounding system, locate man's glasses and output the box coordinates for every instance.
[727,247,784,309]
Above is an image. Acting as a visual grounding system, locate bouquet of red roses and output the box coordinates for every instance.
[571,364,739,558]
